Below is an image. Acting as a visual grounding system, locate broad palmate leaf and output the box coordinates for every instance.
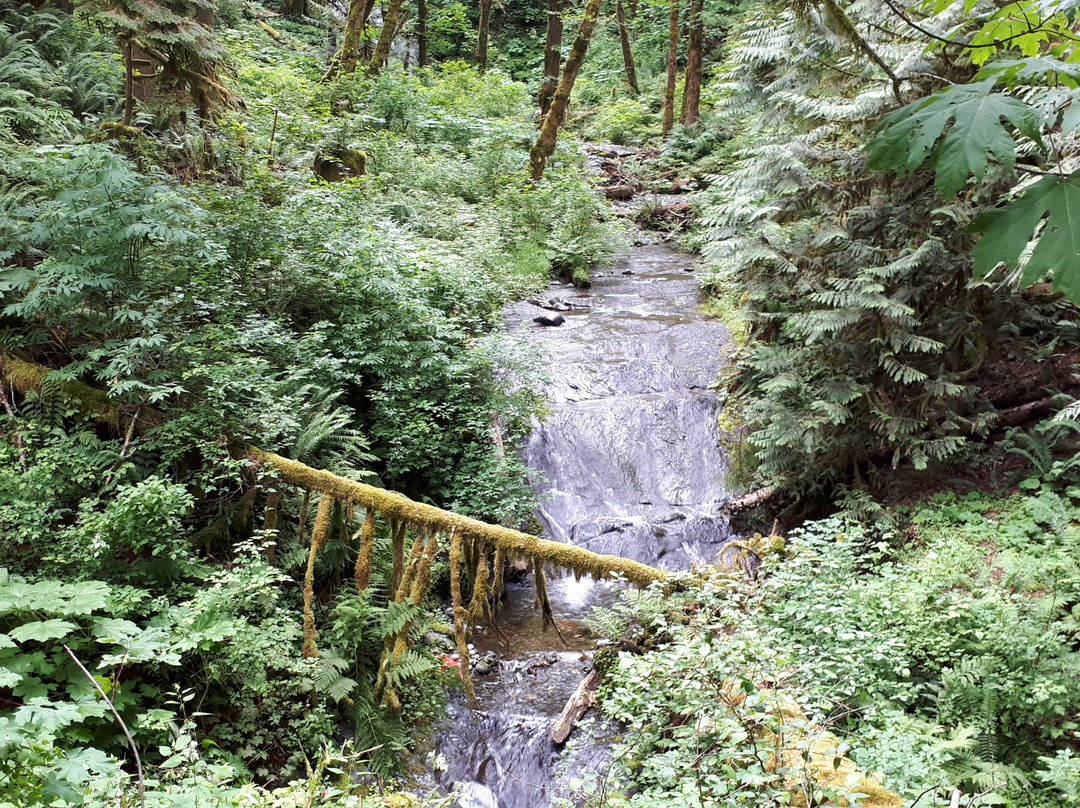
[867,79,1042,197]
[970,171,1080,303]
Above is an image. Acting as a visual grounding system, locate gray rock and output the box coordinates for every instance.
[533,313,566,327]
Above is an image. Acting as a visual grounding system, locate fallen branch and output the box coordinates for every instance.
[603,184,636,200]
[247,447,665,584]
[65,645,146,808]
[257,20,302,50]
[992,395,1062,429]
[551,668,599,743]
[723,485,776,514]
[3,354,667,586]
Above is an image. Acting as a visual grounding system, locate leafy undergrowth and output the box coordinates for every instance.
[574,488,1080,807]
[0,5,620,806]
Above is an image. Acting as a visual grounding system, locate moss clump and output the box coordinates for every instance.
[302,495,334,658]
[354,507,376,592]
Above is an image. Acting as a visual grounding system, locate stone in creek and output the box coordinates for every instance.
[473,650,499,676]
[533,313,566,327]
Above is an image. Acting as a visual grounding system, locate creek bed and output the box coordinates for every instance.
[430,242,734,808]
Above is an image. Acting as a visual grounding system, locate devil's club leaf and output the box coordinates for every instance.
[867,79,1042,197]
[970,171,1080,303]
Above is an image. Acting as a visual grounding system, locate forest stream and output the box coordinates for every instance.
[430,233,735,807]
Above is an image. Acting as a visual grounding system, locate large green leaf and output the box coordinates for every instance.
[867,79,1042,197]
[970,171,1080,302]
[8,619,78,643]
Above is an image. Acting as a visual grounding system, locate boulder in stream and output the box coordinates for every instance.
[533,313,565,327]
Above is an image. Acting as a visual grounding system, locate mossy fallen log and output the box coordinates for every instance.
[2,354,667,586]
[244,448,665,585]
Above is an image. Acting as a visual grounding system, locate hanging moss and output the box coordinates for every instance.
[302,496,334,658]
[245,447,667,585]
[467,544,491,623]
[533,559,569,646]
[408,532,440,603]
[395,529,426,602]
[491,546,506,617]
[390,519,406,595]
[355,507,377,592]
[448,529,476,704]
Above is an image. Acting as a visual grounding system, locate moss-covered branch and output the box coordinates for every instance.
[247,447,665,585]
[2,354,668,587]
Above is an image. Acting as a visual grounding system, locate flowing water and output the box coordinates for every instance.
[432,238,733,808]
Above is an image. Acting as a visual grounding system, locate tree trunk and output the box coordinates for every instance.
[477,0,492,71]
[661,0,679,134]
[615,0,638,95]
[339,0,372,74]
[196,2,214,29]
[679,0,702,126]
[282,0,307,17]
[368,0,406,75]
[529,0,603,180]
[539,0,563,116]
[122,35,134,126]
[417,0,428,66]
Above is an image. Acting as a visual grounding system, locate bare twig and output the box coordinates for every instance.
[909,783,944,808]
[964,783,1005,808]
[103,405,141,488]
[64,645,146,808]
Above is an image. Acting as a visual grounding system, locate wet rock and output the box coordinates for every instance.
[472,650,499,676]
[423,631,454,652]
[529,297,573,312]
[533,313,565,327]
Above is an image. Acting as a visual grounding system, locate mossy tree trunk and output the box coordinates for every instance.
[679,0,702,126]
[367,0,406,76]
[477,0,492,71]
[529,0,604,180]
[335,0,376,75]
[661,0,679,134]
[282,0,306,16]
[615,0,638,95]
[538,0,563,116]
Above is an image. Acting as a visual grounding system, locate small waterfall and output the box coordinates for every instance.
[433,242,733,807]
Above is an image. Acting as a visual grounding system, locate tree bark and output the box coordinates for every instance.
[529,0,604,180]
[477,0,492,71]
[281,0,307,17]
[122,35,134,125]
[661,0,679,134]
[539,0,563,116]
[417,0,428,66]
[338,0,373,74]
[679,0,702,126]
[615,0,638,95]
[551,669,599,743]
[368,0,406,76]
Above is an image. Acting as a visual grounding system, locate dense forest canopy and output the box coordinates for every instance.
[3,0,1080,804]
